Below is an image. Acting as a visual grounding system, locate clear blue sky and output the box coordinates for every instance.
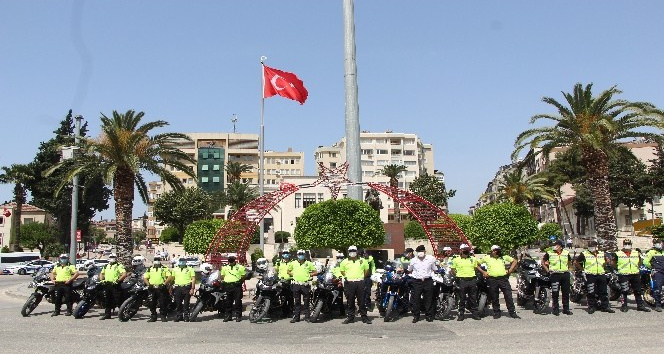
[1,1,663,219]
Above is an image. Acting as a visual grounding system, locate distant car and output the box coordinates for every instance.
[3,260,54,275]
[185,257,200,267]
[78,259,110,271]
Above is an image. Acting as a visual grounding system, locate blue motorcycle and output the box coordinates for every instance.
[376,265,409,322]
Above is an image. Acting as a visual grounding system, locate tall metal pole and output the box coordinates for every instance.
[259,56,267,252]
[343,0,362,200]
[69,115,83,262]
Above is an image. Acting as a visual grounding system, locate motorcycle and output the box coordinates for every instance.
[606,265,656,305]
[515,255,551,314]
[376,265,409,322]
[431,267,455,320]
[476,266,489,315]
[189,270,227,321]
[248,268,288,322]
[21,267,85,317]
[309,267,344,322]
[570,270,587,303]
[73,267,143,319]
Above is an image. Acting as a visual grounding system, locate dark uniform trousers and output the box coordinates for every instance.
[619,274,645,307]
[280,280,293,316]
[457,278,478,314]
[364,276,373,307]
[103,282,122,315]
[173,285,191,318]
[224,282,243,318]
[53,282,73,313]
[653,272,664,306]
[148,285,169,315]
[411,277,434,319]
[550,272,571,311]
[585,274,610,310]
[344,280,367,318]
[291,283,311,318]
[487,276,516,313]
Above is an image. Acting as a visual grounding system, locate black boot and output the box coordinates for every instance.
[456,312,465,321]
[361,316,372,324]
[290,315,300,323]
[148,314,157,322]
[342,317,354,324]
[636,306,651,312]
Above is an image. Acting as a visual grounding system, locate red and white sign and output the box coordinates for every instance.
[76,229,82,242]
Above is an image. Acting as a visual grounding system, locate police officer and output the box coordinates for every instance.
[478,245,520,319]
[276,250,294,317]
[340,245,371,324]
[542,240,572,315]
[99,254,127,320]
[220,256,246,322]
[615,239,651,312]
[644,238,664,312]
[398,247,414,311]
[332,253,346,316]
[171,257,196,322]
[408,245,438,322]
[50,254,78,316]
[398,248,414,271]
[287,250,317,323]
[451,244,481,321]
[143,255,172,322]
[573,240,615,314]
[360,248,376,309]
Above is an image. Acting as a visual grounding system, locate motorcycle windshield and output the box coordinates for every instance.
[205,270,220,285]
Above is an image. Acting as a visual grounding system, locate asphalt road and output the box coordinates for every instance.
[1,275,663,354]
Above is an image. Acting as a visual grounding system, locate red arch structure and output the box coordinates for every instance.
[204,163,471,266]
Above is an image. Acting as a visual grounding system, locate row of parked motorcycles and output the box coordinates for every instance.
[20,266,230,321]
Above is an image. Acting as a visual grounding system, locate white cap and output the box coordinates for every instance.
[297,249,306,255]
[442,247,452,251]
[459,244,469,250]
[491,245,501,251]
[348,245,358,251]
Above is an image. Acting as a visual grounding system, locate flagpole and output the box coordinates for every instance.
[258,56,267,253]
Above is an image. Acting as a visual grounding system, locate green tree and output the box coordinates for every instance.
[43,243,65,259]
[132,230,146,248]
[160,226,180,243]
[20,222,60,255]
[274,231,291,243]
[404,220,427,240]
[484,169,555,206]
[225,161,252,183]
[408,172,456,208]
[90,227,108,245]
[26,111,111,245]
[514,83,664,250]
[0,163,33,250]
[153,187,216,243]
[539,222,563,241]
[294,199,385,252]
[448,214,477,242]
[183,219,225,255]
[45,110,196,267]
[471,202,540,252]
[381,164,407,223]
[224,181,258,217]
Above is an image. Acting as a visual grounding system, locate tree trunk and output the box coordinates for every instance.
[553,199,567,236]
[113,168,135,268]
[558,190,577,235]
[10,184,26,251]
[582,147,617,251]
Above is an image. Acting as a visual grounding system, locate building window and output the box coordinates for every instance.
[202,165,209,171]
[330,162,337,168]
[202,152,208,159]
[201,177,209,183]
[213,152,221,159]
[404,150,415,156]
[656,212,663,219]
[361,149,374,155]
[361,160,374,166]
[303,193,316,208]
[377,149,388,155]
[404,161,417,166]
[188,178,194,184]
[213,176,220,183]
[654,196,661,205]
[318,193,324,202]
[295,194,301,208]
[23,218,34,224]
[0,217,3,225]
[213,165,220,171]
[624,214,631,226]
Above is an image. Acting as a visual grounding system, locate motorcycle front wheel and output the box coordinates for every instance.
[118,295,140,322]
[189,300,205,322]
[477,292,488,315]
[73,299,91,319]
[249,296,270,323]
[435,294,454,320]
[310,299,324,323]
[384,296,395,322]
[533,288,550,314]
[21,293,42,317]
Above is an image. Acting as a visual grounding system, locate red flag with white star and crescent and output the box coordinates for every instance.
[263,65,308,105]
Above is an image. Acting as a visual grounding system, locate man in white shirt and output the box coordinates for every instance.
[407,245,438,322]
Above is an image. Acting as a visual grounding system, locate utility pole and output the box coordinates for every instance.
[343,0,362,200]
[69,115,83,262]
[231,114,238,133]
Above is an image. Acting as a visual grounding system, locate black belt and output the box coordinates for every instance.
[412,277,432,282]
[457,277,475,280]
[489,275,509,279]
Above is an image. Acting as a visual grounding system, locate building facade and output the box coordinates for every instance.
[0,203,54,249]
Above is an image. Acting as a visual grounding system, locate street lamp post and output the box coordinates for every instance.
[68,115,83,261]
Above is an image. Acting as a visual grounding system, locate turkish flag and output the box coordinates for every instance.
[263,65,308,105]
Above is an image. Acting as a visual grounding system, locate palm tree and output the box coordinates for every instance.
[46,110,195,266]
[381,164,407,223]
[224,181,258,217]
[0,164,33,250]
[486,169,555,205]
[513,83,664,250]
[225,161,252,183]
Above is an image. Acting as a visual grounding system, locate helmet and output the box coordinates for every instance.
[59,253,69,259]
[336,253,345,260]
[132,255,145,266]
[84,260,96,270]
[255,258,268,272]
[200,263,213,275]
